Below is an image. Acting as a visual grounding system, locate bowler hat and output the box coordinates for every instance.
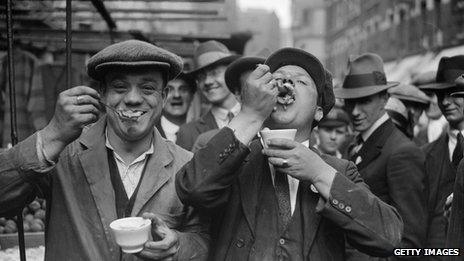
[318,107,350,128]
[334,53,399,99]
[87,40,183,81]
[418,55,464,91]
[449,74,464,97]
[388,83,430,105]
[189,40,240,75]
[224,49,270,93]
[265,47,334,115]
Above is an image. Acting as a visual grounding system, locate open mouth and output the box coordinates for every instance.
[116,110,147,122]
[276,79,296,110]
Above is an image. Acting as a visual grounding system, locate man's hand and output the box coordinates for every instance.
[229,64,278,145]
[40,86,100,160]
[240,64,278,121]
[138,213,180,261]
[262,138,337,199]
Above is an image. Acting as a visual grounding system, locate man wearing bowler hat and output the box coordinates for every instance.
[418,56,464,255]
[0,40,209,260]
[176,40,240,151]
[176,47,403,260]
[191,53,266,152]
[335,53,427,260]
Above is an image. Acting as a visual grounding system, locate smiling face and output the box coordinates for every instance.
[437,91,464,128]
[163,78,194,117]
[264,65,322,131]
[345,92,388,133]
[196,65,233,106]
[103,68,165,142]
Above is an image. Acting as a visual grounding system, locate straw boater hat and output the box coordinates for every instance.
[334,53,399,99]
[224,49,271,93]
[189,40,240,75]
[416,55,464,91]
[86,40,183,81]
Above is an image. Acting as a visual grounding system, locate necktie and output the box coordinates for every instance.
[452,132,464,167]
[274,170,291,230]
[227,111,234,123]
[349,135,363,161]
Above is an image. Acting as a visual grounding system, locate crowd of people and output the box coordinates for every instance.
[0,38,464,260]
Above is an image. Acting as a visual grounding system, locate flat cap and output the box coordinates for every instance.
[87,40,183,81]
[318,107,350,128]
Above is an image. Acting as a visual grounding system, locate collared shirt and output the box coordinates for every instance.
[428,115,447,143]
[266,140,309,215]
[211,102,241,129]
[160,115,180,142]
[361,113,390,142]
[105,130,154,198]
[447,128,464,162]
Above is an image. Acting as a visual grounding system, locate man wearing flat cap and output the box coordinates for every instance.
[176,47,403,260]
[314,107,350,158]
[445,74,464,255]
[418,56,464,256]
[335,53,427,260]
[176,40,240,151]
[191,53,267,152]
[0,40,209,260]
[384,83,431,144]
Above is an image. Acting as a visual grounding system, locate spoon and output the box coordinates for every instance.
[98,100,137,121]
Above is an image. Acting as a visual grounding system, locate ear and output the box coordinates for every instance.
[314,106,323,122]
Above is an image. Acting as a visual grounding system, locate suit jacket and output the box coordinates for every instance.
[176,127,403,261]
[347,119,427,260]
[422,133,456,255]
[0,117,209,261]
[192,129,221,153]
[445,158,464,260]
[176,110,218,151]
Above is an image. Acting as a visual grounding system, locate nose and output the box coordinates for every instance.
[441,94,452,106]
[351,103,361,117]
[204,74,215,87]
[329,130,337,140]
[124,86,143,106]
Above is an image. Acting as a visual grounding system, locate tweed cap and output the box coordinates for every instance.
[335,53,399,99]
[387,83,431,105]
[265,47,335,116]
[318,107,350,128]
[87,40,183,81]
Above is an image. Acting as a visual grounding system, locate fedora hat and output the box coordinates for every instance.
[265,47,334,116]
[87,40,183,81]
[189,40,240,75]
[334,53,399,99]
[449,74,464,97]
[388,83,431,105]
[418,55,464,91]
[224,49,271,94]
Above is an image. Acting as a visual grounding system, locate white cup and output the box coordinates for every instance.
[110,217,151,253]
[259,128,297,148]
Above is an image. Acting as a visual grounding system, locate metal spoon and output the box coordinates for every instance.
[98,100,137,121]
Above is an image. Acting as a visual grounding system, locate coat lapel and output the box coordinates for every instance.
[131,129,173,216]
[356,119,395,170]
[199,110,218,131]
[78,117,118,246]
[238,141,265,237]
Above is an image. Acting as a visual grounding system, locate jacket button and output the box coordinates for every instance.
[332,199,339,205]
[279,238,285,245]
[345,206,352,213]
[338,203,345,209]
[235,238,245,248]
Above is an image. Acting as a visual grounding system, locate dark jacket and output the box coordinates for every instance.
[445,158,464,260]
[347,119,427,260]
[423,133,456,256]
[176,110,218,151]
[0,117,209,261]
[176,127,403,261]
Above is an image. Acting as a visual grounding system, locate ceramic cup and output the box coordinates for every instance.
[259,128,297,148]
[110,217,151,253]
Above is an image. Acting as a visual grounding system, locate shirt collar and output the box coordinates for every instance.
[160,115,180,131]
[211,102,241,121]
[361,113,389,142]
[105,128,154,165]
[447,128,464,139]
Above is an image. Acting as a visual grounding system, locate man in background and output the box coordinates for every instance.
[314,107,350,158]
